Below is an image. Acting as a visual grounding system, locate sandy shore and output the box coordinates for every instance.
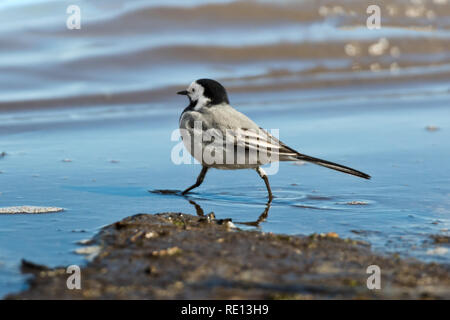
[8,212,450,300]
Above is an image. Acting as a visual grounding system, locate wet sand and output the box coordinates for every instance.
[1,0,449,112]
[8,212,450,299]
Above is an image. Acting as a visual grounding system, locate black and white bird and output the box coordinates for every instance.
[178,79,370,201]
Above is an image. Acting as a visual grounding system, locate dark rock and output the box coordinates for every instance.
[7,212,450,300]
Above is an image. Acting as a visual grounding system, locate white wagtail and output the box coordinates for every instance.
[177,79,370,201]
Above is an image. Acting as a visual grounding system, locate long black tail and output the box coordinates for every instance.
[295,153,371,180]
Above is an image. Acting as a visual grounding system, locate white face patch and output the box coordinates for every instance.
[187,81,210,111]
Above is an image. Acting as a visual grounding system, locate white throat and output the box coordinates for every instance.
[188,82,211,111]
[193,95,211,111]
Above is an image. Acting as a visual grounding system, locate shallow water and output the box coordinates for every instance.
[1,84,449,297]
[1,0,450,298]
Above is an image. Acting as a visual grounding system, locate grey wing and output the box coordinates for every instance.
[232,127,298,161]
[180,106,370,178]
[201,105,298,162]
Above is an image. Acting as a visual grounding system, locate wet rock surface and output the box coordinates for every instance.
[8,213,450,299]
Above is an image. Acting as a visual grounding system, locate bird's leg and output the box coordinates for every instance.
[182,166,209,195]
[256,167,273,202]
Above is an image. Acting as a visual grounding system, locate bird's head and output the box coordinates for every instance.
[177,79,229,111]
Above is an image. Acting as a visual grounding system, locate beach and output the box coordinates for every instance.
[0,0,449,298]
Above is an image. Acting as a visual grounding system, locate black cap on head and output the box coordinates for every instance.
[196,79,229,105]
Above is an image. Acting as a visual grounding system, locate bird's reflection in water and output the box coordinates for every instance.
[149,189,272,227]
[185,197,272,227]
